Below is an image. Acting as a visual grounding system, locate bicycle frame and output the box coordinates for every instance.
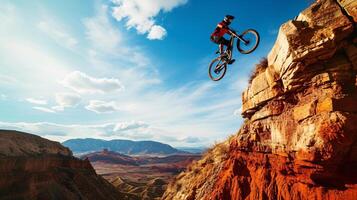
[214,36,234,72]
[230,30,249,44]
[210,28,260,81]
[216,30,250,72]
[219,35,235,62]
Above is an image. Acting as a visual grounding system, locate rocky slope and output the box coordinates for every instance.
[0,130,123,200]
[162,0,357,199]
[83,149,200,200]
[0,130,71,156]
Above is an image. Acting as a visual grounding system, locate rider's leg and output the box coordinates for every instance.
[219,44,224,55]
[222,38,230,49]
[219,38,230,60]
[221,38,235,64]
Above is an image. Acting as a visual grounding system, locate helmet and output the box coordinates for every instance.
[224,15,235,24]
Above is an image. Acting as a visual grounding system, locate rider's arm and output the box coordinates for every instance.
[227,27,237,36]
[226,27,233,35]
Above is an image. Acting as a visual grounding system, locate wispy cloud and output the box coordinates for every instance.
[33,106,56,113]
[111,0,187,40]
[113,120,149,132]
[26,98,47,105]
[83,4,161,89]
[84,5,121,53]
[85,100,121,113]
[37,19,78,50]
[53,93,81,111]
[61,71,124,94]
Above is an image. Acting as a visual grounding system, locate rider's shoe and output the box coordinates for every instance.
[215,50,220,54]
[228,59,236,65]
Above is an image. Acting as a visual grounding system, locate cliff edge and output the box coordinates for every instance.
[0,130,124,200]
[163,0,357,199]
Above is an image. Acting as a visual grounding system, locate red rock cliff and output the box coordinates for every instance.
[0,130,123,200]
[162,0,357,199]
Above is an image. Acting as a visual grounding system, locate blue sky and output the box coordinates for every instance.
[0,0,310,147]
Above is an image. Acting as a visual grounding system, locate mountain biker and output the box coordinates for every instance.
[210,15,236,64]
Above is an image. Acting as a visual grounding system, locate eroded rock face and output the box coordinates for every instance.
[0,130,72,157]
[0,130,123,200]
[163,0,357,199]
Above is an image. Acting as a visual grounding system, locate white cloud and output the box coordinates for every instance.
[0,121,69,136]
[61,71,124,94]
[113,121,149,132]
[33,106,56,113]
[37,20,78,50]
[26,98,47,105]
[82,3,162,91]
[111,0,187,40]
[54,93,81,110]
[85,100,121,113]
[147,25,167,40]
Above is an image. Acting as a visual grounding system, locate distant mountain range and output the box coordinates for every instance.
[176,147,207,154]
[62,138,194,156]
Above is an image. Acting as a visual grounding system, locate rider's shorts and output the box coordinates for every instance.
[211,36,230,46]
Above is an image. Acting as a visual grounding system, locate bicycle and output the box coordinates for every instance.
[208,29,260,81]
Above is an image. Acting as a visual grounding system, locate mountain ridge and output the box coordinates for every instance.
[62,138,188,156]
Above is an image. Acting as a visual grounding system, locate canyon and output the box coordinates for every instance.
[0,130,123,200]
[82,149,200,200]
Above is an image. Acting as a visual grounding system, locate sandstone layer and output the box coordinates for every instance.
[0,130,123,200]
[163,0,357,199]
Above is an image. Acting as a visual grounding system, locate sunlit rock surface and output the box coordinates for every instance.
[163,0,357,199]
[0,130,123,200]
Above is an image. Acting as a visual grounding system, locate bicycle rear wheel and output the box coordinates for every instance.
[237,29,260,54]
[208,57,227,81]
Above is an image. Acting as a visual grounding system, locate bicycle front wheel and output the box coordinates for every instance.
[237,29,260,54]
[208,57,227,81]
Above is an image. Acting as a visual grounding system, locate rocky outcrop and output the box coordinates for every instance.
[0,130,123,200]
[0,130,71,157]
[163,0,357,199]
